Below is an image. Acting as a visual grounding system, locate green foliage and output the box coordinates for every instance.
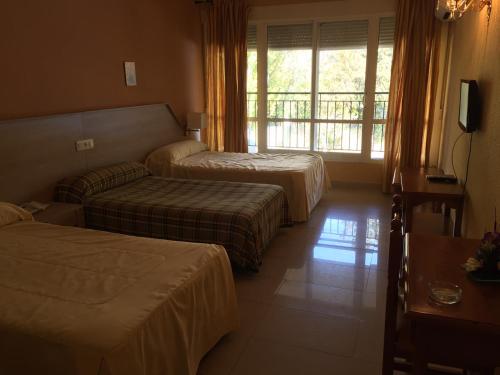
[375,47,393,92]
[268,49,312,93]
[318,48,367,93]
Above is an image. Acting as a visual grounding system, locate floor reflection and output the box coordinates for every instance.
[313,216,381,267]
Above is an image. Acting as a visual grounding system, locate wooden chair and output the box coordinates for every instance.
[382,195,463,375]
[382,196,495,375]
[382,194,414,374]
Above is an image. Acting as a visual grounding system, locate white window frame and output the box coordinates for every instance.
[250,14,394,163]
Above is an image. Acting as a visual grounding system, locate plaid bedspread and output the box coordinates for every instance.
[83,177,289,270]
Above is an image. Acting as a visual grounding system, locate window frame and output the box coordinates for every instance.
[249,15,393,163]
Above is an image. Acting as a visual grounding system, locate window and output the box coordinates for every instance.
[316,20,368,154]
[267,24,313,150]
[247,25,258,153]
[247,16,395,160]
[372,17,395,159]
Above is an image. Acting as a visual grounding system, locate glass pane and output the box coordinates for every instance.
[247,49,258,98]
[317,93,364,121]
[268,49,312,95]
[371,23,394,159]
[267,92,311,119]
[374,46,392,120]
[248,120,258,153]
[267,49,312,118]
[316,47,366,153]
[317,49,367,97]
[267,121,310,150]
[371,123,385,159]
[267,45,312,150]
[315,122,362,153]
[247,48,258,152]
[375,49,393,93]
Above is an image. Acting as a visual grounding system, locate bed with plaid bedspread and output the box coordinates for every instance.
[81,177,289,270]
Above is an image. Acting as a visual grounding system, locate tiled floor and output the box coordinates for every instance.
[198,183,391,375]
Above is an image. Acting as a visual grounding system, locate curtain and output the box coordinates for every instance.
[382,0,441,192]
[201,0,249,153]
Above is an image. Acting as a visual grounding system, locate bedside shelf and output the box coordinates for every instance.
[33,202,85,228]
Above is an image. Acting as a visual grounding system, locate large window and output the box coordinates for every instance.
[246,16,394,160]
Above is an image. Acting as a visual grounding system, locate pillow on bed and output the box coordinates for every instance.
[145,140,208,176]
[0,202,34,227]
[55,162,151,203]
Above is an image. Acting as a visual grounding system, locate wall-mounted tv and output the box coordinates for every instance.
[458,79,480,133]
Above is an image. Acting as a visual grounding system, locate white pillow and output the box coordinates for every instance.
[0,202,34,227]
[145,140,208,177]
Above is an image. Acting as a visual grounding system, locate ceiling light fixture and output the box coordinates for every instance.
[435,0,492,22]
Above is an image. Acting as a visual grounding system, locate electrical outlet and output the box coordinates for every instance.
[75,139,94,152]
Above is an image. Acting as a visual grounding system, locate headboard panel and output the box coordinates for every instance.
[0,103,186,203]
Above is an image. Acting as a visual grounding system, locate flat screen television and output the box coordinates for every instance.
[458,79,480,133]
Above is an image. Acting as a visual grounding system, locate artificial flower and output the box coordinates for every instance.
[464,257,481,272]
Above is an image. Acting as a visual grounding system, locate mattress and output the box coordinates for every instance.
[83,177,289,270]
[0,221,238,375]
[170,151,330,222]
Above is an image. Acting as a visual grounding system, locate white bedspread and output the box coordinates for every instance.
[0,221,238,375]
[171,151,330,222]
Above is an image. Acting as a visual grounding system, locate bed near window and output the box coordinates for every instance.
[145,140,330,222]
[56,162,289,270]
[0,203,238,375]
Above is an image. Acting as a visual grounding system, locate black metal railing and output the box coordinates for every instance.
[246,91,388,153]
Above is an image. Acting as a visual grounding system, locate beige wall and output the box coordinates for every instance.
[326,161,382,184]
[439,5,499,238]
[0,0,204,123]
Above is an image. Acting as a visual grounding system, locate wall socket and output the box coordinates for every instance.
[75,138,94,152]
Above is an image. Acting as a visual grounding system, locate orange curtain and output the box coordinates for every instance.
[201,0,249,153]
[382,0,441,192]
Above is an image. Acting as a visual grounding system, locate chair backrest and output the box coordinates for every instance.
[382,194,404,375]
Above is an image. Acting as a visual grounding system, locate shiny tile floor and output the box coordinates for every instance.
[198,184,391,375]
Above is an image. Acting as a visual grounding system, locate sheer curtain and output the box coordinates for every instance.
[201,0,249,152]
[382,0,441,192]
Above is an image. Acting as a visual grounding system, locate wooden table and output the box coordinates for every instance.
[400,168,464,236]
[405,233,500,374]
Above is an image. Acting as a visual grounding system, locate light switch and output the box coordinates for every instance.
[75,139,94,152]
[124,61,137,86]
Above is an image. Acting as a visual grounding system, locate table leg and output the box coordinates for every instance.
[413,326,428,375]
[454,202,464,237]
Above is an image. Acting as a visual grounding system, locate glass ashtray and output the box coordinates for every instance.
[428,281,462,305]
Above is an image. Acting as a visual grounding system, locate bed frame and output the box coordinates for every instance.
[0,104,185,203]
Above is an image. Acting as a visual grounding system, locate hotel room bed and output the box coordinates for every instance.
[56,162,289,270]
[0,203,238,375]
[145,140,331,222]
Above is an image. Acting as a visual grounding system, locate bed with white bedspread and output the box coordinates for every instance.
[146,140,331,222]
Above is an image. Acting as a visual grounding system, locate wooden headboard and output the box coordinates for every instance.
[0,103,186,203]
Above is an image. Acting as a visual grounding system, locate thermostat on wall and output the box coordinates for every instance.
[124,61,137,86]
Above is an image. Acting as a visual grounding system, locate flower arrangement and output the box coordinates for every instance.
[464,214,500,275]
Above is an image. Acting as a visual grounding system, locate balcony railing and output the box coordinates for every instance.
[246,91,388,155]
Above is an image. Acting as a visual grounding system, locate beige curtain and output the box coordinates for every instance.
[382,0,441,192]
[201,0,249,153]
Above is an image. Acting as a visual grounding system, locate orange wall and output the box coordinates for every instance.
[0,0,204,123]
[439,6,499,238]
[249,0,329,5]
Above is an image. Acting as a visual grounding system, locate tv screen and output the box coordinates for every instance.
[458,80,479,133]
